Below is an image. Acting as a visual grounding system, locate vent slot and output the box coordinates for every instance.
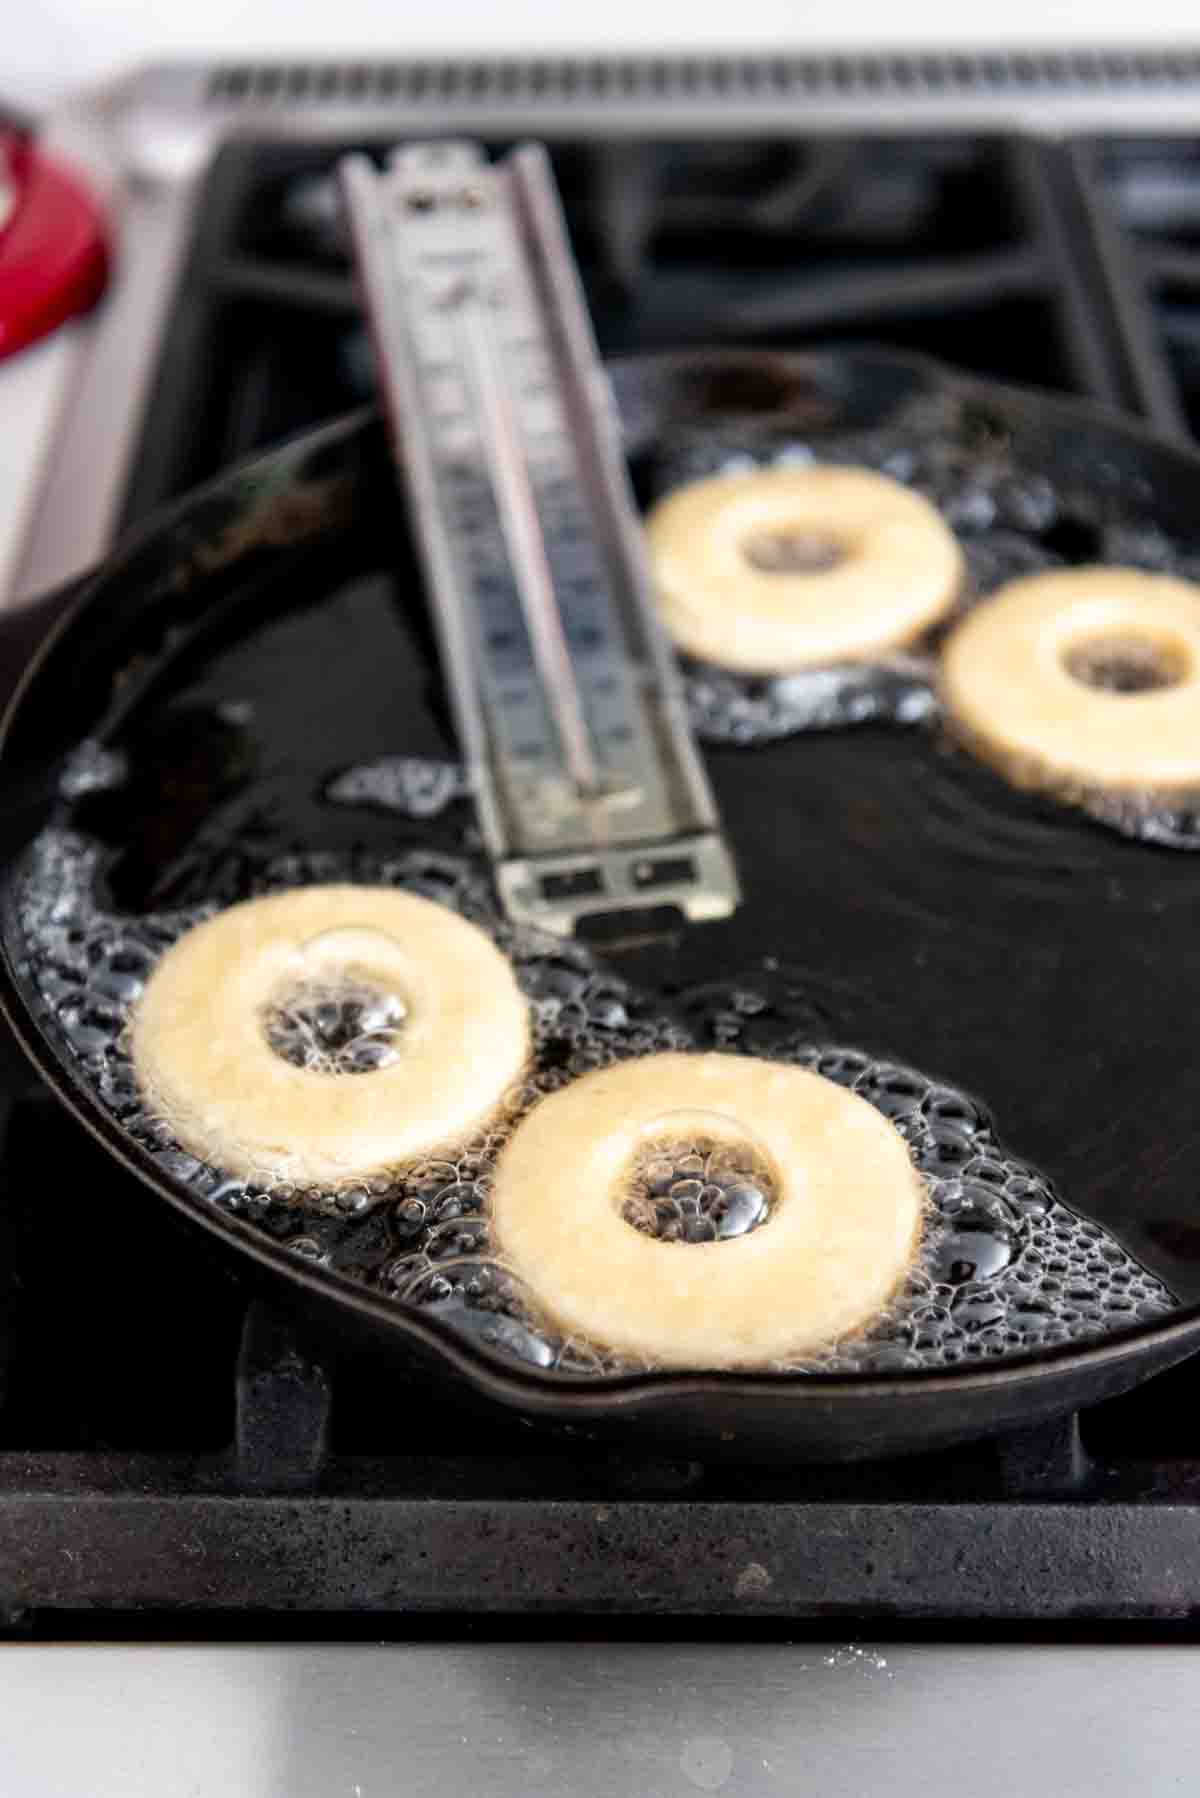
[205,50,1200,110]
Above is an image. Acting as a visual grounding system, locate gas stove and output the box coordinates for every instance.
[15,51,1200,600]
[6,55,1200,1769]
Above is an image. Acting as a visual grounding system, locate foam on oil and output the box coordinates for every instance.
[621,1130,775,1244]
[12,826,1175,1377]
[263,973,408,1074]
[324,757,470,819]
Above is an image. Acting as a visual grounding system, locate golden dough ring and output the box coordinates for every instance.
[644,463,964,674]
[130,885,529,1187]
[490,1052,923,1370]
[940,566,1200,794]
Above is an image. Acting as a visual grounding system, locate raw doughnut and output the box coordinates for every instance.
[130,885,529,1186]
[940,566,1200,794]
[489,1052,923,1369]
[644,464,963,674]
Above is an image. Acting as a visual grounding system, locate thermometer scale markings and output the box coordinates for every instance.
[422,308,652,810]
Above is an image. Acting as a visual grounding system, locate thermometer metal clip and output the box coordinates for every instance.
[341,139,738,936]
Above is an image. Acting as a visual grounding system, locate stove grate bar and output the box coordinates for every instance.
[1055,141,1188,434]
[2,1476,1199,1621]
[1006,138,1188,431]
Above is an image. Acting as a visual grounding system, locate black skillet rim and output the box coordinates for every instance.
[5,343,1200,1416]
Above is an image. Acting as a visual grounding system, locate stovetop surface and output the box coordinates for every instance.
[8,114,1200,1632]
[119,126,1200,529]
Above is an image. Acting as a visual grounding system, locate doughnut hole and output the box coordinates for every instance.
[740,529,847,576]
[263,927,413,1075]
[619,1107,778,1245]
[1061,629,1192,695]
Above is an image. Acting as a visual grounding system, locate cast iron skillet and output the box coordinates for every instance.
[7,345,1200,1463]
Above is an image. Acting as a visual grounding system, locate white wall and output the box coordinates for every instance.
[9,0,1200,110]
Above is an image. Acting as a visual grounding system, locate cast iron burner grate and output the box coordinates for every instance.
[3,1092,1200,1627]
[9,94,1200,1629]
[118,126,1192,525]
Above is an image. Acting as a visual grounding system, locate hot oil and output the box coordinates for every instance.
[6,381,1200,1382]
[621,1133,775,1244]
[13,826,1176,1378]
[664,426,1200,850]
[263,972,408,1075]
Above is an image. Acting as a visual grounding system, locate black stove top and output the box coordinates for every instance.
[8,119,1200,1633]
[120,128,1200,524]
